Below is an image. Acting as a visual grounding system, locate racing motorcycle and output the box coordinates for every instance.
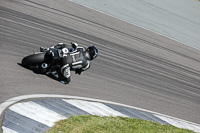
[21,46,73,84]
[21,43,99,84]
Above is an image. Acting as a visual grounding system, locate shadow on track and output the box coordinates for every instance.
[17,63,67,84]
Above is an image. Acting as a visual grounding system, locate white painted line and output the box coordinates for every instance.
[155,114,200,132]
[63,99,126,117]
[2,126,18,133]
[9,101,66,127]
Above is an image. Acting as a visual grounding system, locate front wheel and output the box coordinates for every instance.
[22,53,45,68]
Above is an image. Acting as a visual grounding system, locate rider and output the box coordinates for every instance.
[40,42,99,83]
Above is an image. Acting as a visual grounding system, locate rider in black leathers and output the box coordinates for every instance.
[40,42,99,83]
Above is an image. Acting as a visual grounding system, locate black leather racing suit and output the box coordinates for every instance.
[42,43,91,83]
[61,46,91,75]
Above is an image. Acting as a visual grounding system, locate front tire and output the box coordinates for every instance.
[22,53,45,68]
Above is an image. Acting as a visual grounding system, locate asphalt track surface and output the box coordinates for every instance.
[0,0,200,125]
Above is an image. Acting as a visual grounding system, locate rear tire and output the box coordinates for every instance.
[22,53,45,68]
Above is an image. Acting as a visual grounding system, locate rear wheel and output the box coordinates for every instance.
[22,53,45,68]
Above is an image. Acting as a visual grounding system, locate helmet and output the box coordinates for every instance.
[87,46,99,60]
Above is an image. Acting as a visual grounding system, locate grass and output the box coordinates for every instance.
[46,115,195,133]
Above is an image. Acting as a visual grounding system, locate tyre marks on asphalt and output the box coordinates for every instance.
[2,99,200,133]
[1,1,200,125]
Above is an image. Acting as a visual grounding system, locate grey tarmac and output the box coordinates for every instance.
[0,0,200,126]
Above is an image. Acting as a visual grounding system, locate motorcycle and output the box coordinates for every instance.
[21,47,72,84]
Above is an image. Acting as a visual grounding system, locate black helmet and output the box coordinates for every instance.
[87,46,99,60]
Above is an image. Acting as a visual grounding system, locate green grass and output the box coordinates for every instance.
[46,115,195,133]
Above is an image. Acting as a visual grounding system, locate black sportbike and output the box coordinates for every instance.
[21,43,99,84]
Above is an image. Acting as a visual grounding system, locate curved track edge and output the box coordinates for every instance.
[1,94,200,132]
